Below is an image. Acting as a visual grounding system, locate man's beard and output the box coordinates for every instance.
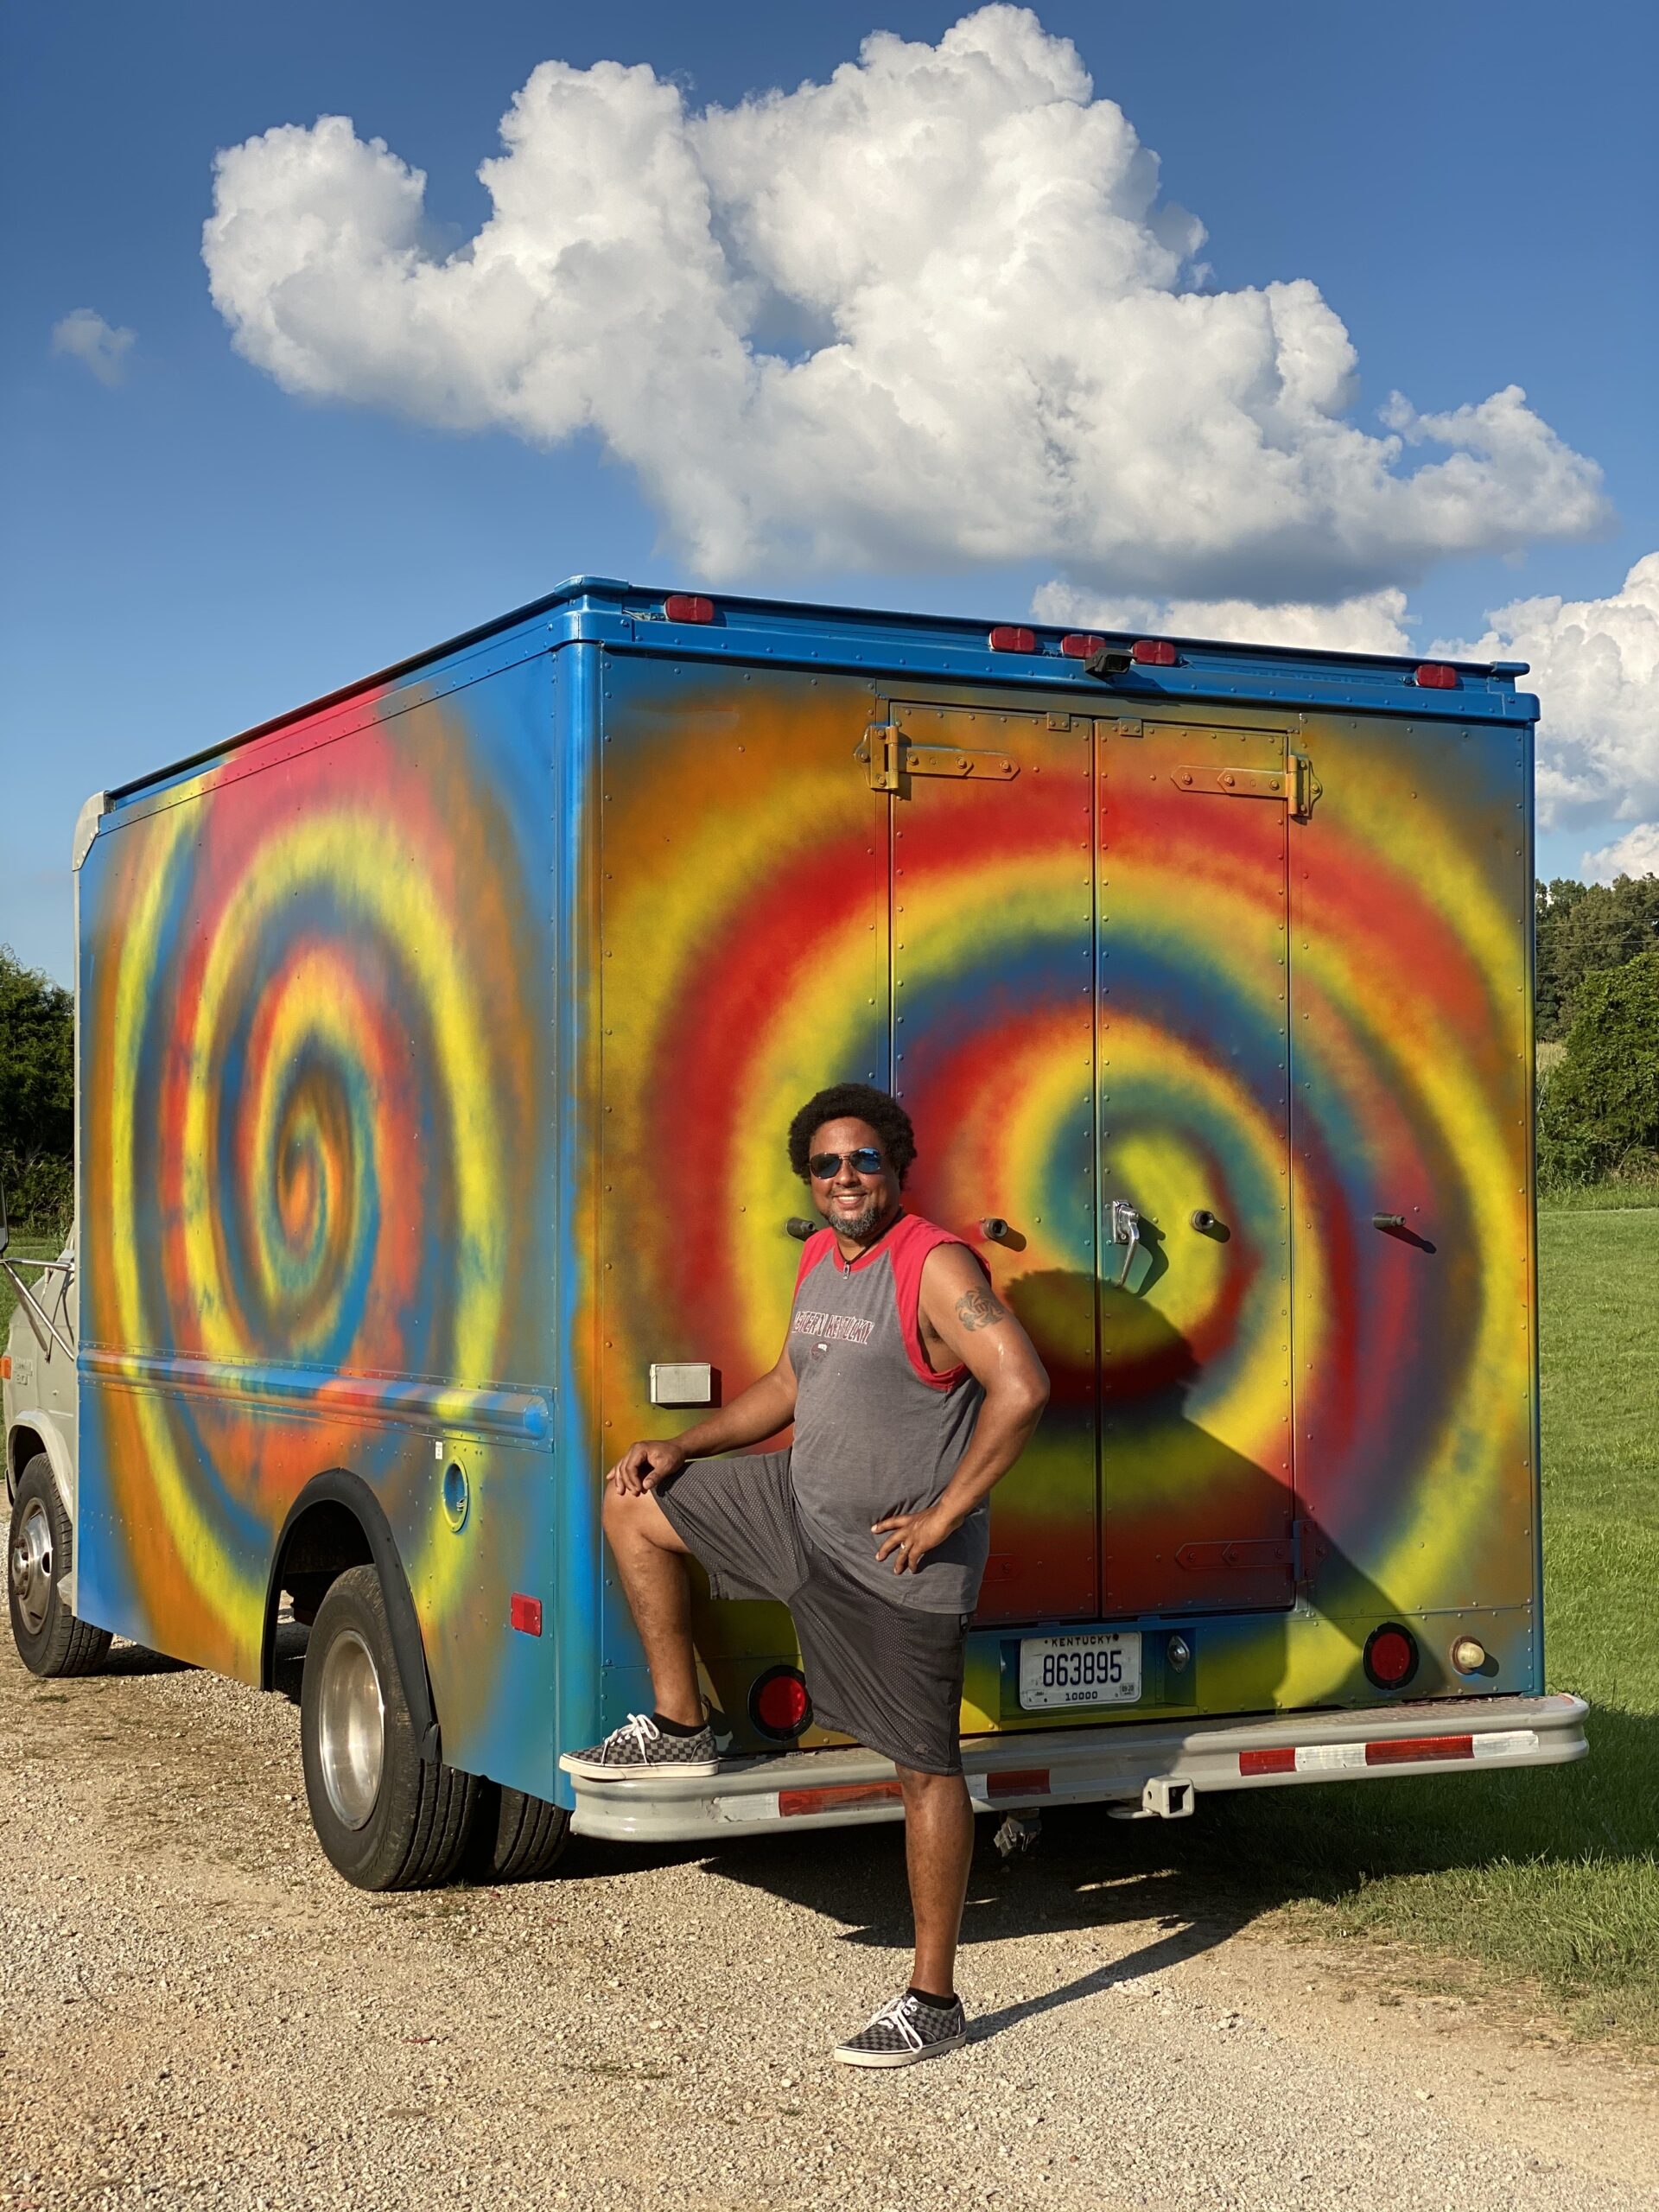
[824,1194,891,1243]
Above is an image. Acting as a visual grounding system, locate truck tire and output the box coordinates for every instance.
[7,1457,111,1678]
[299,1564,478,1890]
[465,1782,572,1884]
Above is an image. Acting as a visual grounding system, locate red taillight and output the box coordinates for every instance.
[750,1665,811,1739]
[509,1592,543,1636]
[988,626,1036,653]
[1131,639,1178,665]
[1363,1623,1418,1689]
[1414,662,1459,689]
[664,593,715,624]
[1060,632,1107,659]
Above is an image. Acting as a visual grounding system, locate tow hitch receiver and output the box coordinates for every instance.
[1108,1776,1195,1821]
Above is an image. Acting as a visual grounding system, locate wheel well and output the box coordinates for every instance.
[270,1500,373,1613]
[7,1427,48,1500]
[261,1471,442,1762]
[265,1498,376,1655]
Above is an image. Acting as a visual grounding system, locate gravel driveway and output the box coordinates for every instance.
[3,1631,1654,2212]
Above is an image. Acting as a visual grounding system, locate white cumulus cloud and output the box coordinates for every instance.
[1031,582,1412,654]
[50,308,135,386]
[1581,822,1659,883]
[1433,554,1659,861]
[202,5,1608,596]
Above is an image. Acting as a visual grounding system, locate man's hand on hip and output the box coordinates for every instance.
[872,1502,963,1575]
[607,1440,688,1497]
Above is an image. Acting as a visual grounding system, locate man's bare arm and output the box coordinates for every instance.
[607,1345,799,1495]
[873,1244,1050,1573]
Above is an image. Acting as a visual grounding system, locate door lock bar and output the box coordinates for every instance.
[1108,1199,1141,1287]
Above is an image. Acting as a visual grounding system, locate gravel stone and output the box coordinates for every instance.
[1,1630,1654,2211]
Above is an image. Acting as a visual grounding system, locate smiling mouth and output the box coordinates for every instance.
[825,1190,888,1240]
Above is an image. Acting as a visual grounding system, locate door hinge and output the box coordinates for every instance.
[855,724,1019,793]
[1171,753,1319,818]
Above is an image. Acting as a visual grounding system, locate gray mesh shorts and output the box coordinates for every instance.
[654,1451,969,1777]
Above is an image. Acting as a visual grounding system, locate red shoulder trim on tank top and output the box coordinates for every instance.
[791,1227,836,1296]
[887,1213,988,1391]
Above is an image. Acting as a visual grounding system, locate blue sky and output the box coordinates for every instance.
[4,0,1656,982]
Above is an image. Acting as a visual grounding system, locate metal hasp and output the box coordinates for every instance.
[855,722,1019,794]
[1173,753,1320,819]
[1108,1199,1141,1288]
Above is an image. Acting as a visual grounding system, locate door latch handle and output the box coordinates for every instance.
[1108,1199,1141,1287]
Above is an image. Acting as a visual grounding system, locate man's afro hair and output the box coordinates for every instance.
[787,1083,917,1186]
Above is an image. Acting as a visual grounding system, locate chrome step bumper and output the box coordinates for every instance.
[568,1692,1588,1843]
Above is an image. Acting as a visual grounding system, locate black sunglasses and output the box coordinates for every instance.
[809,1147,887,1179]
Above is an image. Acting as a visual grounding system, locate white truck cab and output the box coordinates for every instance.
[3,1222,107,1674]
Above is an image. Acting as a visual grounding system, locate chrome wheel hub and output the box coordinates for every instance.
[10,1497,53,1635]
[317,1627,385,1831]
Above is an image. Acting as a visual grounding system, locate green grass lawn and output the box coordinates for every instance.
[1167,1203,1659,2049]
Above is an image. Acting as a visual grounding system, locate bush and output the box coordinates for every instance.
[1538,951,1659,1188]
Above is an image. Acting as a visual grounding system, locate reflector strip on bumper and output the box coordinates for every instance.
[779,1780,902,1819]
[1239,1726,1539,1778]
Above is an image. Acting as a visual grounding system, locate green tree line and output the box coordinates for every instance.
[1535,876,1659,1191]
[0,946,73,1239]
[3,876,1657,1234]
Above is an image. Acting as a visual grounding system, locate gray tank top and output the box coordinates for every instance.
[786,1212,988,1613]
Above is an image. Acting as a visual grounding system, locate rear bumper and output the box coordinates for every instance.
[568,1691,1588,1843]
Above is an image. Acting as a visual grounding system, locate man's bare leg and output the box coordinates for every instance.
[896,1766,975,1998]
[601,1486,703,1726]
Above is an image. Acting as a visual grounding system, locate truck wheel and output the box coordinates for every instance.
[299,1564,478,1890]
[8,1457,111,1678]
[465,1782,571,1883]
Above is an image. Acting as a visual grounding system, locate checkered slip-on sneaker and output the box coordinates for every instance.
[832,1989,969,2068]
[558,1712,719,1782]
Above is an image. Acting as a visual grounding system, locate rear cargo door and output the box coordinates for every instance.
[879,699,1099,1625]
[1097,717,1297,1614]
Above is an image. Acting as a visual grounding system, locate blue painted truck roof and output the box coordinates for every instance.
[106,574,1537,809]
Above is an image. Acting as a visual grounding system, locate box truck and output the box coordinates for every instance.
[3,578,1586,1886]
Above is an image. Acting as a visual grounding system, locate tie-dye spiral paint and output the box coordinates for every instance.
[77,661,558,1780]
[590,663,1536,1742]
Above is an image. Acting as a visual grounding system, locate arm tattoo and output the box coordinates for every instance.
[955,1285,1010,1332]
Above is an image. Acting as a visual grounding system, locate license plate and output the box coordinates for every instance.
[1018,1630,1141,1710]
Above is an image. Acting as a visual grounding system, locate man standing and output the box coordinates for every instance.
[562,1083,1050,2066]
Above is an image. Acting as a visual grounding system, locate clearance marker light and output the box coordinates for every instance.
[1414,662,1459,689]
[988,626,1036,653]
[663,594,715,624]
[1131,639,1178,665]
[1060,633,1107,659]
